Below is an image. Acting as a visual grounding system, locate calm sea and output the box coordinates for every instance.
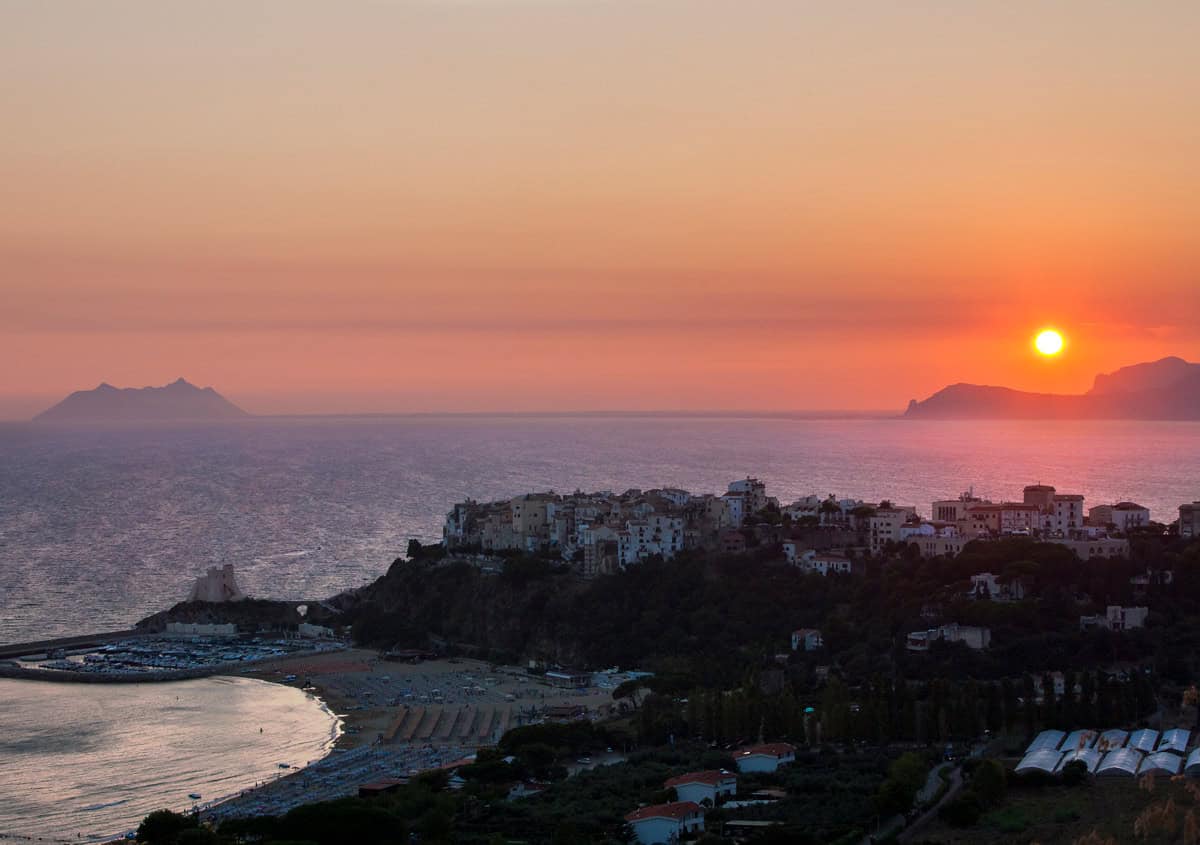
[0,675,337,842]
[1,415,1199,840]
[2,415,1199,646]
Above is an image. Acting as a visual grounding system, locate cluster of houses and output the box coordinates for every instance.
[443,478,773,577]
[443,480,1195,579]
[623,743,795,844]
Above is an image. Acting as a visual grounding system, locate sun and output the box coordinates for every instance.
[1035,329,1065,356]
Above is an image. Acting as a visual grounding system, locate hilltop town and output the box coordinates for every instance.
[443,477,1198,572]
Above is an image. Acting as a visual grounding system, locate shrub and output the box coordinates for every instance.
[938,792,983,827]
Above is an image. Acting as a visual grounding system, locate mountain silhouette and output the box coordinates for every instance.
[34,378,249,423]
[904,357,1200,420]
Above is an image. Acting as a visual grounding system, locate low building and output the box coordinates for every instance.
[906,623,991,651]
[164,621,237,638]
[1051,537,1129,561]
[790,549,856,576]
[624,801,704,844]
[968,572,1024,602]
[791,628,823,652]
[663,770,737,807]
[1080,606,1148,632]
[543,670,591,689]
[734,742,796,773]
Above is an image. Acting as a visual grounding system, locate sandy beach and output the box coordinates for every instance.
[200,649,622,823]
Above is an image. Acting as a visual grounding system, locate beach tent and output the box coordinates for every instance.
[1129,729,1160,754]
[1096,748,1144,777]
[1139,752,1183,776]
[1025,730,1065,755]
[1158,728,1190,755]
[1015,749,1063,774]
[1055,748,1102,774]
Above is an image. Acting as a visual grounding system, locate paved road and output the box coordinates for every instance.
[899,764,963,843]
[860,762,955,845]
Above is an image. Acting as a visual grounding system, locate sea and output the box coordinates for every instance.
[1,414,1199,838]
[0,675,338,842]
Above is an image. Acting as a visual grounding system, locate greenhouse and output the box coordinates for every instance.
[1139,752,1183,776]
[1061,729,1097,752]
[1055,748,1103,774]
[1025,729,1065,755]
[1096,748,1144,777]
[1129,729,1160,754]
[1184,747,1200,775]
[1158,728,1190,754]
[1015,749,1063,774]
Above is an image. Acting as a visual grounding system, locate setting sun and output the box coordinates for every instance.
[1035,329,1065,356]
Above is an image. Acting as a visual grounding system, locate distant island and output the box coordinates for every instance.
[904,356,1200,420]
[34,378,249,423]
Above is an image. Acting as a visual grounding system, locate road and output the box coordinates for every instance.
[898,764,963,843]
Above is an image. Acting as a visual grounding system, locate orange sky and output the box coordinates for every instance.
[2,1,1198,418]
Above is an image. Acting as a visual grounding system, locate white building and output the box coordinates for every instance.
[969,572,1024,602]
[791,628,823,651]
[663,771,737,807]
[1089,502,1151,534]
[733,743,796,773]
[721,492,746,528]
[618,515,685,566]
[728,478,768,515]
[906,623,991,651]
[1080,606,1149,632]
[624,801,704,844]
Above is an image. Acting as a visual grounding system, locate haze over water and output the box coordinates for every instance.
[2,416,1199,646]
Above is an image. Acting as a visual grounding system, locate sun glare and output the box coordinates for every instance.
[1035,329,1065,356]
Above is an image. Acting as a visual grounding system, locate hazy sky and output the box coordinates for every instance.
[3,1,1198,417]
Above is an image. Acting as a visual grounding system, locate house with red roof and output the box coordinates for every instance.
[663,769,737,806]
[734,742,796,773]
[624,800,704,844]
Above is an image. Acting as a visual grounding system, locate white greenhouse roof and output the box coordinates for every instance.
[1062,729,1098,752]
[1015,749,1063,774]
[1185,747,1200,773]
[1055,748,1103,774]
[1158,728,1190,754]
[1139,752,1183,776]
[1026,730,1066,754]
[1129,729,1160,754]
[1096,729,1128,751]
[1097,748,1144,776]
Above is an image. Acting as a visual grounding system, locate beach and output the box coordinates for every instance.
[199,649,622,823]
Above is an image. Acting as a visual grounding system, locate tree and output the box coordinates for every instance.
[971,759,1007,806]
[136,810,196,845]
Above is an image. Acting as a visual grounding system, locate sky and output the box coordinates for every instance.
[2,1,1199,418]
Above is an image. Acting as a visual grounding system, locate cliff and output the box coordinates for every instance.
[904,357,1200,420]
[34,378,249,423]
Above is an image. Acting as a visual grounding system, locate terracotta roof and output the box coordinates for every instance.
[624,801,702,823]
[737,742,796,758]
[664,770,735,789]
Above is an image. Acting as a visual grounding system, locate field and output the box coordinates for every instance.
[915,776,1200,844]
